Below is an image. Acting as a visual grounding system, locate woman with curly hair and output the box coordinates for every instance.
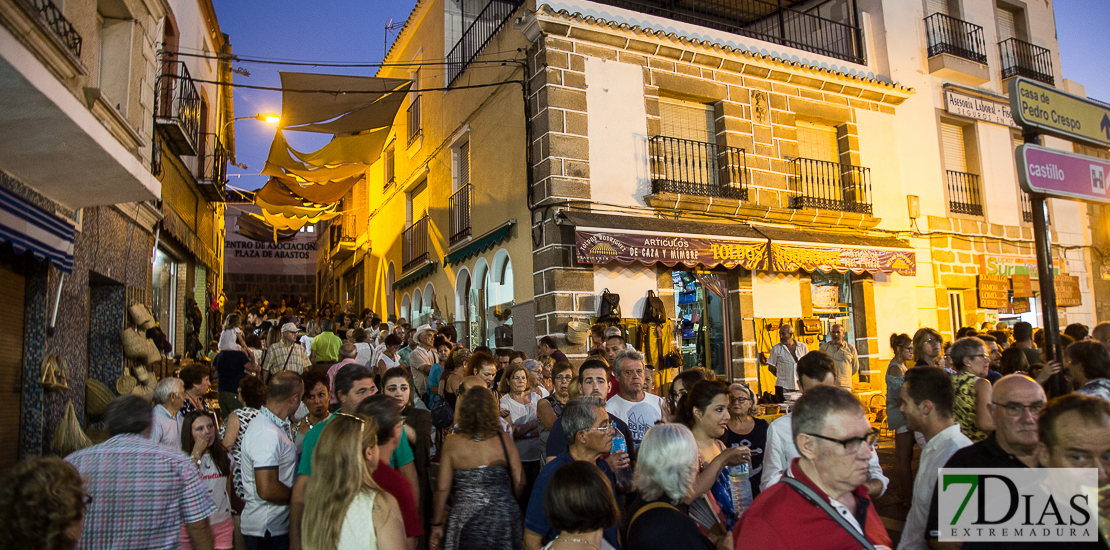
[179,363,213,416]
[220,375,267,505]
[180,411,235,549]
[429,386,523,550]
[302,412,407,550]
[0,456,88,550]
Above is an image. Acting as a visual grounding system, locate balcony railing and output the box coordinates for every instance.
[450,184,471,245]
[946,170,983,216]
[196,133,228,201]
[403,215,430,272]
[408,95,422,146]
[649,136,748,200]
[446,0,524,87]
[1020,190,1033,223]
[590,0,863,64]
[20,0,82,57]
[999,38,1053,85]
[925,13,987,64]
[154,58,202,156]
[789,157,872,214]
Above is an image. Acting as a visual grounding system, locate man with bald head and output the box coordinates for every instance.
[924,374,1045,549]
[820,323,859,389]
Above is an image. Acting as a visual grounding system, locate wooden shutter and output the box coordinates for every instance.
[996,7,1016,42]
[659,98,715,143]
[796,120,839,163]
[410,181,427,221]
[940,123,968,173]
[457,141,470,190]
[0,265,25,473]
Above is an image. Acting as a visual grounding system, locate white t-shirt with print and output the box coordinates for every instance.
[605,393,663,451]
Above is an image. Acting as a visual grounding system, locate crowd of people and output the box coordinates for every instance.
[3,309,1110,550]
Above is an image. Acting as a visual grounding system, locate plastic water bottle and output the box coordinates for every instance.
[729,444,754,517]
[611,432,634,492]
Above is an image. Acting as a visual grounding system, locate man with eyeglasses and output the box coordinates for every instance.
[735,385,892,549]
[544,360,634,474]
[524,397,620,550]
[897,367,971,550]
[924,374,1044,549]
[761,351,888,498]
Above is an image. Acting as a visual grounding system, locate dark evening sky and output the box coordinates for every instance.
[210,0,1110,192]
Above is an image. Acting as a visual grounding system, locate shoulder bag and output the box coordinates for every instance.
[780,476,878,550]
[599,288,621,322]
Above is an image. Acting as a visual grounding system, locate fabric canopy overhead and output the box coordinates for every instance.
[278,72,411,134]
[256,194,338,219]
[261,207,339,231]
[273,175,362,205]
[236,212,299,243]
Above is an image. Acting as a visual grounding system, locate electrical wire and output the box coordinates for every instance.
[175,75,526,95]
[161,49,526,70]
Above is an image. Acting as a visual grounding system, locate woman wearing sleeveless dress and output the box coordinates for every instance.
[429,386,524,550]
[302,412,406,550]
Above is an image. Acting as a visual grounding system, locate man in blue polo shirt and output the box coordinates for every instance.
[525,397,620,550]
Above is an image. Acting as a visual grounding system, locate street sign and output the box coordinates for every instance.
[1009,77,1110,149]
[1016,144,1110,204]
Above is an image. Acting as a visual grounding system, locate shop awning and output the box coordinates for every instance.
[558,211,916,275]
[443,220,515,266]
[0,185,74,273]
[393,260,437,290]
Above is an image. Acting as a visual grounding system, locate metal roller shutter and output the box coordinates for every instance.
[940,123,968,173]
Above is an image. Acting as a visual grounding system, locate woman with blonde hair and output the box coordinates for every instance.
[303,412,407,550]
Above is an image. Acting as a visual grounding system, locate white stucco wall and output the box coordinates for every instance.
[585,56,649,208]
[594,263,659,320]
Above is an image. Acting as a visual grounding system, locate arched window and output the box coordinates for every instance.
[401,294,411,325]
[487,250,514,348]
[386,263,396,319]
[412,288,423,326]
[455,268,472,348]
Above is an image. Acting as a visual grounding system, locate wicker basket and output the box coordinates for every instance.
[116,367,137,394]
[86,378,115,417]
[143,339,163,366]
[51,401,92,457]
[566,321,590,345]
[128,303,155,331]
[120,329,147,360]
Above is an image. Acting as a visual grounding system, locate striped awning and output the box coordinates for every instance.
[0,185,75,273]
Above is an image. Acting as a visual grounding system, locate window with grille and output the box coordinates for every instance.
[384,142,395,187]
[408,180,427,225]
[940,123,969,173]
[659,98,715,142]
[797,121,839,163]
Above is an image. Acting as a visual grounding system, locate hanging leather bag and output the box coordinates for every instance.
[599,289,621,322]
[642,290,667,325]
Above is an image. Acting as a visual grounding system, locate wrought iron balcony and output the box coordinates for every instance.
[925,13,987,64]
[649,136,748,201]
[999,38,1053,85]
[946,170,983,216]
[403,215,430,272]
[329,221,357,260]
[789,157,872,214]
[446,0,524,87]
[1020,190,1033,223]
[154,58,201,156]
[195,133,227,202]
[408,95,422,146]
[450,184,471,245]
[590,0,863,64]
[19,0,82,57]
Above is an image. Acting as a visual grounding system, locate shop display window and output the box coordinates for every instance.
[152,248,178,340]
[671,270,728,378]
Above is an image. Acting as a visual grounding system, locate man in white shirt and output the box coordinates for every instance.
[605,349,662,451]
[149,377,185,449]
[240,372,303,550]
[896,367,971,550]
[761,350,889,497]
[767,322,808,400]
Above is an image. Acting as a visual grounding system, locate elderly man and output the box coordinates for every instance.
[309,318,341,363]
[264,322,312,375]
[924,374,1045,549]
[240,372,303,550]
[1093,322,1110,349]
[408,324,437,398]
[525,397,620,550]
[897,367,971,550]
[68,395,216,550]
[768,322,808,400]
[735,385,892,548]
[149,377,185,449]
[820,323,859,390]
[606,349,663,451]
[1035,394,1110,549]
[762,351,887,497]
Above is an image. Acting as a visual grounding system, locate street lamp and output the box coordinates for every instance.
[222,113,280,169]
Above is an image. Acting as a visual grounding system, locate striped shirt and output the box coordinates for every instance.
[67,434,216,550]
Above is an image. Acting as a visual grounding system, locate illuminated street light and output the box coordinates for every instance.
[222,113,280,169]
